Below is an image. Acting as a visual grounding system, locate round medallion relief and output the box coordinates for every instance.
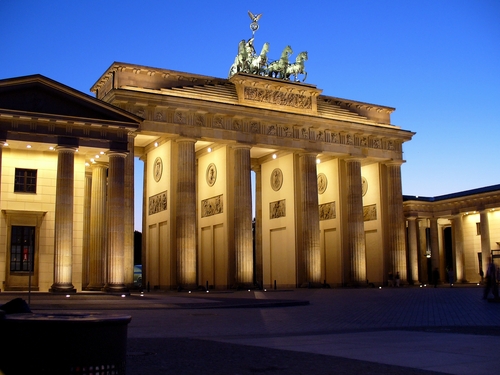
[206,163,217,187]
[153,157,163,182]
[317,173,327,194]
[361,176,368,196]
[270,168,283,191]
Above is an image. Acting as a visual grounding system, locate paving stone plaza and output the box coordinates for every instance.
[2,285,499,374]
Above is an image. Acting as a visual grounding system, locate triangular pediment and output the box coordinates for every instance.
[0,75,140,128]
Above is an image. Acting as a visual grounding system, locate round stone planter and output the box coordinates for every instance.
[0,312,131,375]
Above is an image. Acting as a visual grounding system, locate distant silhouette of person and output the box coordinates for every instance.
[432,267,440,288]
[388,271,394,287]
[395,272,401,287]
[483,257,498,299]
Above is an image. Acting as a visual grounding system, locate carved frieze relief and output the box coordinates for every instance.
[243,87,312,110]
[149,190,167,215]
[270,199,286,219]
[319,201,336,221]
[201,194,223,218]
[363,204,377,221]
[128,103,403,154]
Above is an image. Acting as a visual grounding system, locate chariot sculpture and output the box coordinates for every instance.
[228,12,308,83]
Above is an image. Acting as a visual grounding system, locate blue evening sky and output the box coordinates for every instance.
[1,1,499,230]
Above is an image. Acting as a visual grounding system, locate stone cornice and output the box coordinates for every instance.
[404,190,500,218]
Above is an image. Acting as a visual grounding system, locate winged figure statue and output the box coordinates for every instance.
[248,11,262,23]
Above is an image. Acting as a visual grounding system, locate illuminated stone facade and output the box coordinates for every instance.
[0,75,139,292]
[91,62,414,289]
[9,65,497,292]
[404,186,500,285]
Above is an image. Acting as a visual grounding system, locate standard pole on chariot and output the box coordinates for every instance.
[248,11,262,37]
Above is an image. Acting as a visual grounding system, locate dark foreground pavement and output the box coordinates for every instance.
[1,285,499,374]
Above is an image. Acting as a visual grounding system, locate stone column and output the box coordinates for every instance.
[176,139,197,289]
[407,217,420,285]
[385,161,407,282]
[50,146,77,293]
[0,140,5,203]
[480,210,491,277]
[86,163,108,291]
[232,144,253,287]
[345,158,366,285]
[81,172,92,289]
[299,153,321,286]
[140,155,148,288]
[451,214,465,282]
[252,163,263,288]
[123,133,135,286]
[104,151,128,293]
[429,217,440,274]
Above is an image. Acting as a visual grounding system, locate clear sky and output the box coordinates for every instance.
[1,1,499,231]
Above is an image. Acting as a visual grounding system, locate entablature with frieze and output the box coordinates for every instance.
[122,102,409,157]
[0,111,130,148]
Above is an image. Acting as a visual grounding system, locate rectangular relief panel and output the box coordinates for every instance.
[200,226,214,288]
[270,227,295,287]
[323,228,341,286]
[214,224,227,288]
[158,221,170,288]
[148,223,159,288]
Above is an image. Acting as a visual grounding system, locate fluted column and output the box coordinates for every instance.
[407,217,420,285]
[232,144,253,286]
[429,217,440,273]
[104,151,128,293]
[451,214,465,282]
[176,139,197,288]
[299,153,321,286]
[0,140,5,203]
[479,210,491,277]
[50,146,76,293]
[82,172,92,288]
[252,164,263,288]
[86,163,108,290]
[140,155,148,288]
[345,158,366,285]
[123,134,135,286]
[385,161,407,282]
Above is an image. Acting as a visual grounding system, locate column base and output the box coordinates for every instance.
[85,284,105,291]
[103,284,129,295]
[232,282,258,291]
[299,282,323,288]
[177,283,198,292]
[49,284,76,294]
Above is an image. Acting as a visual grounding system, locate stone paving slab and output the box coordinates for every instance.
[209,330,500,375]
[2,286,500,374]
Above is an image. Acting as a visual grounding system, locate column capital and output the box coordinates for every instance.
[231,143,252,151]
[90,161,108,169]
[384,159,405,167]
[343,155,365,163]
[107,150,128,158]
[55,145,77,153]
[175,137,197,144]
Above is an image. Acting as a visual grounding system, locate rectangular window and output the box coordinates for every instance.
[14,168,37,193]
[476,222,481,236]
[10,226,35,272]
